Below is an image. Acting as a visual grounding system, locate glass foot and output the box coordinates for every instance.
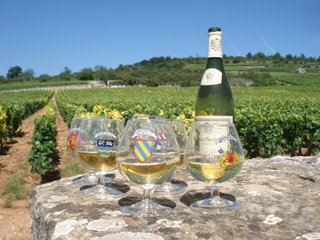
[76,184,123,200]
[190,196,240,214]
[72,174,115,185]
[120,200,173,218]
[153,179,188,196]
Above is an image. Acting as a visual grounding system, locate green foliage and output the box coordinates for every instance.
[5,104,25,137]
[0,91,52,148]
[56,86,320,158]
[6,66,22,79]
[241,70,276,86]
[0,80,87,91]
[1,54,319,88]
[3,172,27,208]
[60,163,85,178]
[28,106,58,175]
[77,67,95,80]
[22,68,35,81]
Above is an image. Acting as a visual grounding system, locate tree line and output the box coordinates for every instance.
[1,52,319,87]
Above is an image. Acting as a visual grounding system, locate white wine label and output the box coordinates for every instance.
[196,116,233,156]
[198,125,229,155]
[200,68,222,86]
[195,116,233,124]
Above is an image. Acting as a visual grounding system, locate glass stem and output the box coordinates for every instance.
[142,188,152,206]
[88,170,97,183]
[210,183,220,200]
[97,173,105,186]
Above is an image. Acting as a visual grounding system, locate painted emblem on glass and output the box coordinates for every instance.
[133,139,154,162]
[132,129,156,162]
[220,151,240,170]
[97,139,115,160]
[95,132,116,160]
[68,128,79,150]
[154,133,167,152]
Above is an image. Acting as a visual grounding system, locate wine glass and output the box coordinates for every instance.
[75,117,124,199]
[185,122,245,214]
[67,117,98,185]
[116,118,180,217]
[153,119,188,196]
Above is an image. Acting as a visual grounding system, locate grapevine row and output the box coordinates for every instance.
[55,86,320,158]
[28,104,58,175]
[0,91,52,149]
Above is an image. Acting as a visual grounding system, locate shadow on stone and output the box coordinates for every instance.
[180,190,236,206]
[105,181,131,194]
[118,196,176,209]
[41,169,61,184]
[170,179,188,187]
[78,178,131,195]
[72,173,116,184]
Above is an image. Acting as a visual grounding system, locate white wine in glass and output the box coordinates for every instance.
[186,122,244,214]
[67,117,98,185]
[75,117,124,199]
[153,119,188,196]
[117,118,180,217]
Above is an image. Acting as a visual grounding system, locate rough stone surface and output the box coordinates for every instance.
[29,156,320,240]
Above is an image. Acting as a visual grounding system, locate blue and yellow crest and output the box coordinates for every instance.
[133,140,154,162]
[97,139,114,160]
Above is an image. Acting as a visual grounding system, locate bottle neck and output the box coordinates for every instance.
[208,31,222,58]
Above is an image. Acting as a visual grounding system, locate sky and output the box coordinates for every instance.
[0,0,319,76]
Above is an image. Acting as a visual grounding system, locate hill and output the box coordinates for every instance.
[1,54,319,90]
[105,55,320,87]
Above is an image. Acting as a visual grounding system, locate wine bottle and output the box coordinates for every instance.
[195,27,234,123]
[195,27,234,155]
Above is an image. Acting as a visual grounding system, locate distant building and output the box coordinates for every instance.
[295,67,306,74]
[89,80,106,88]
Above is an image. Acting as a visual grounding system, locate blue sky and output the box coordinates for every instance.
[0,0,319,76]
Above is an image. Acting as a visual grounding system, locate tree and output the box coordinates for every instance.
[285,54,293,61]
[299,54,306,60]
[6,66,22,79]
[22,68,35,81]
[38,74,51,82]
[272,52,282,63]
[59,67,72,80]
[63,66,72,75]
[0,75,6,82]
[77,68,94,80]
[246,52,253,59]
[253,52,266,60]
[94,65,107,80]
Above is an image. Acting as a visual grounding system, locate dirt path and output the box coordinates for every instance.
[0,107,46,240]
[0,99,70,240]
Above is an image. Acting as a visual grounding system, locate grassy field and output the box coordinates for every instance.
[0,80,88,91]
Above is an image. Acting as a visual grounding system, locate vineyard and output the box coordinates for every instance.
[55,86,320,158]
[0,91,52,149]
[1,86,319,159]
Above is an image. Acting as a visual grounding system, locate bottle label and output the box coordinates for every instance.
[195,116,233,155]
[195,116,233,124]
[200,68,222,86]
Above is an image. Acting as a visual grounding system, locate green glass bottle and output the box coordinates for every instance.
[195,27,234,124]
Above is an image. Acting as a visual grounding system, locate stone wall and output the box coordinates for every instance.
[29,156,320,240]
